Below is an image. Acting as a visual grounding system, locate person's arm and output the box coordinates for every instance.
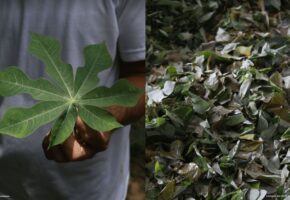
[42,60,145,162]
[108,60,145,124]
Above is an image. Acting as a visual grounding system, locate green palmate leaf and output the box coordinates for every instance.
[29,33,74,97]
[49,106,77,147]
[0,33,140,146]
[78,105,122,132]
[74,43,112,97]
[80,79,142,107]
[0,101,68,138]
[0,67,66,101]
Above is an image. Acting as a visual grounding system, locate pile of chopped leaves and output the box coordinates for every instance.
[146,0,290,199]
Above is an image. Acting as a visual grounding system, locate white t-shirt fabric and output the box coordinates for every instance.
[0,0,145,200]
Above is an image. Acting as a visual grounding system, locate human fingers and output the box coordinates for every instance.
[42,133,68,162]
[42,133,53,160]
[74,117,112,151]
[61,133,96,161]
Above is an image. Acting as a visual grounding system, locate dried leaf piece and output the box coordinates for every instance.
[236,46,253,57]
[179,32,193,41]
[239,73,252,99]
[177,162,201,181]
[283,76,290,89]
[215,28,231,42]
[190,93,211,114]
[163,81,176,96]
[281,148,290,164]
[241,59,254,69]
[247,188,267,200]
[158,181,175,200]
[239,134,255,140]
[239,140,263,152]
[221,43,239,54]
[160,140,184,160]
[224,112,246,126]
[270,72,283,89]
[256,174,281,186]
[229,140,240,159]
[205,72,219,91]
[147,88,166,104]
[281,128,290,141]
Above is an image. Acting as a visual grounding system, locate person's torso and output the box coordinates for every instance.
[0,1,130,199]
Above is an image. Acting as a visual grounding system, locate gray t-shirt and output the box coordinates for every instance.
[0,0,145,199]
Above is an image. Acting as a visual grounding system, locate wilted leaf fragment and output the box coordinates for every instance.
[283,76,290,89]
[194,55,205,67]
[191,93,211,114]
[205,72,219,90]
[229,140,240,159]
[281,149,290,164]
[177,162,201,181]
[158,181,175,200]
[281,128,290,141]
[224,113,246,126]
[162,81,176,96]
[221,43,239,54]
[147,81,175,105]
[231,190,245,200]
[239,74,252,99]
[147,88,166,104]
[215,28,231,42]
[247,189,267,200]
[241,60,254,69]
[236,46,252,57]
[217,189,244,200]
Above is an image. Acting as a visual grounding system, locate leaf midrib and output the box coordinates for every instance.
[0,103,68,131]
[80,92,139,103]
[34,39,72,98]
[81,106,119,127]
[75,51,102,97]
[50,105,73,146]
[0,78,67,101]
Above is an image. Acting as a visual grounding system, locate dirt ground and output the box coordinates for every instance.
[126,120,146,200]
[126,158,145,200]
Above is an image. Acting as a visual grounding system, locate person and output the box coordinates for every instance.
[0,0,145,199]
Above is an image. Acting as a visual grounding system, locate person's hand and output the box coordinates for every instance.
[42,116,112,163]
[42,60,146,163]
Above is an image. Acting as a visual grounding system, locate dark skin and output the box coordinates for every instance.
[42,60,145,162]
